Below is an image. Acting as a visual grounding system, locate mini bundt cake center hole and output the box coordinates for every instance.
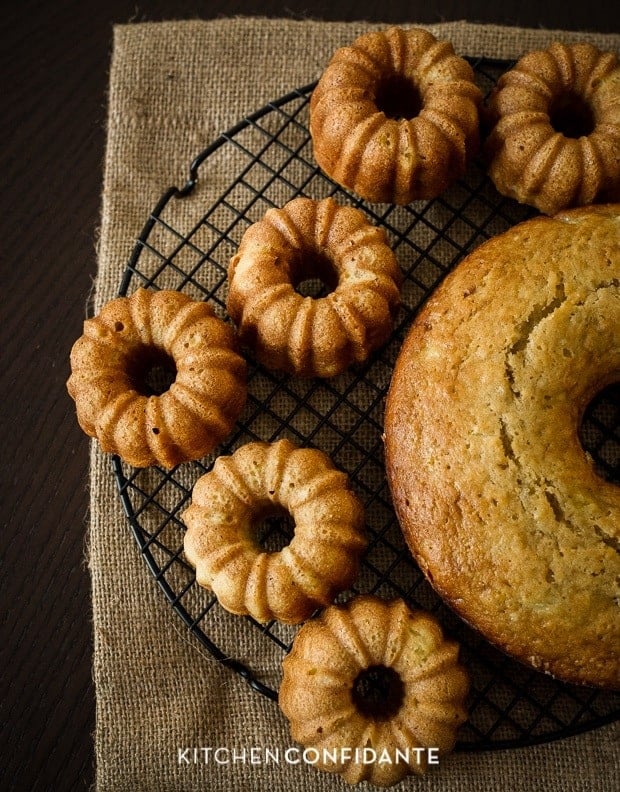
[579,382,620,485]
[374,74,422,120]
[292,250,339,298]
[128,346,177,396]
[549,92,596,138]
[256,506,295,552]
[351,664,405,720]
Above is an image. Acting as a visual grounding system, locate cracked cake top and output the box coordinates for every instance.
[384,204,620,689]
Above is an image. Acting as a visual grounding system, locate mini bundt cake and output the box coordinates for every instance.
[309,27,482,204]
[183,439,367,624]
[227,196,402,377]
[485,41,620,215]
[385,205,620,689]
[279,595,469,787]
[67,288,247,468]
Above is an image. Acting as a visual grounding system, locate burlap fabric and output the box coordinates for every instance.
[91,17,620,792]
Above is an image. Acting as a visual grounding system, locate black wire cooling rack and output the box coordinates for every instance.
[112,57,620,751]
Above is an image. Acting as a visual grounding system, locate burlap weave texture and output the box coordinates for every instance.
[91,17,620,791]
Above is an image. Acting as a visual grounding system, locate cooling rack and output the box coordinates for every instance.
[112,57,620,751]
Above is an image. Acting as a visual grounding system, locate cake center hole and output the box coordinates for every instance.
[549,92,595,138]
[256,506,295,553]
[351,665,405,720]
[579,382,620,485]
[129,347,177,396]
[375,74,422,120]
[292,250,339,298]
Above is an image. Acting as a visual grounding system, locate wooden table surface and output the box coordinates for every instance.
[3,1,618,789]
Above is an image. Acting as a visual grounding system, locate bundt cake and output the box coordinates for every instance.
[183,439,367,624]
[485,41,620,215]
[227,196,402,377]
[67,288,247,469]
[384,204,620,689]
[279,595,469,786]
[309,27,482,204]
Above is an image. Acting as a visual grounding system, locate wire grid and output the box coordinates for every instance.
[113,57,620,751]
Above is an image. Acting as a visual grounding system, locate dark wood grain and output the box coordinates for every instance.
[2,1,618,790]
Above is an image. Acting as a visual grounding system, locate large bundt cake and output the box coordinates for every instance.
[309,27,482,204]
[279,595,469,786]
[183,439,367,624]
[67,288,247,468]
[227,196,402,377]
[485,41,620,215]
[384,205,620,689]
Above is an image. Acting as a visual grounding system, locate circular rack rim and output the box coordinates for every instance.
[112,64,620,752]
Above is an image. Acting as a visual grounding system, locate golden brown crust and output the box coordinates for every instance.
[279,595,469,787]
[227,196,402,377]
[310,27,481,204]
[183,439,367,624]
[485,42,620,215]
[67,288,247,468]
[384,205,620,689]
